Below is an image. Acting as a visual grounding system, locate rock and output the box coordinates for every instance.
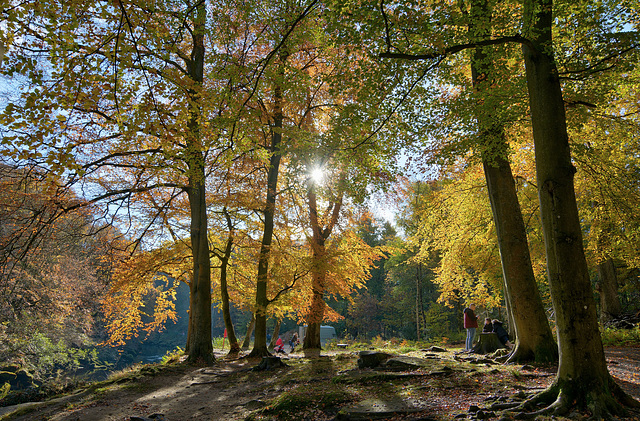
[425,346,447,353]
[357,351,392,369]
[383,356,431,370]
[474,409,496,419]
[468,405,480,413]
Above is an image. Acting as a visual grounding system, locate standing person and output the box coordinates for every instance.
[289,332,299,352]
[464,303,479,352]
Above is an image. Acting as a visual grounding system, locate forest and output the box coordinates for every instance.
[1,0,640,419]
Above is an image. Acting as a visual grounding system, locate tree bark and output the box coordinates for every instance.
[185,0,213,364]
[597,258,622,323]
[469,0,557,364]
[518,0,638,415]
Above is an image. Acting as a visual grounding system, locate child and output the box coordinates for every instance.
[274,336,285,353]
[482,317,493,333]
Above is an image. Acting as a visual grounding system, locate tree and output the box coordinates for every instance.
[515,0,639,415]
[0,164,118,363]
[0,0,254,364]
[302,174,345,350]
[467,0,557,363]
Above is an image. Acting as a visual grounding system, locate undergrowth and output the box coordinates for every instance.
[600,326,640,347]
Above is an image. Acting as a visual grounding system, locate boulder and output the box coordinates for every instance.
[357,351,392,369]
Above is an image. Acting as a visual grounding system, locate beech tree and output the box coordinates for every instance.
[335,0,639,414]
[467,0,557,363]
[367,0,556,362]
[0,0,253,363]
[515,0,639,415]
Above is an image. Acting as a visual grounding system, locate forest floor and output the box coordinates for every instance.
[1,345,639,421]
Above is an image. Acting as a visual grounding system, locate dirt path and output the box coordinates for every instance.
[1,347,639,421]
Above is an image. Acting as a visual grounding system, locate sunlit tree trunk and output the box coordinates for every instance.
[185,0,213,364]
[518,0,637,415]
[470,0,556,363]
[303,237,326,350]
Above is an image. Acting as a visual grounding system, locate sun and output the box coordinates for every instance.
[310,167,324,184]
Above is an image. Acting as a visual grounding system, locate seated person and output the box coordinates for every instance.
[482,317,493,333]
[274,336,285,353]
[491,319,513,349]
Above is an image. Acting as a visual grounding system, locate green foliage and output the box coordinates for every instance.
[424,302,456,339]
[161,347,184,365]
[212,336,227,349]
[600,327,640,347]
[2,331,110,385]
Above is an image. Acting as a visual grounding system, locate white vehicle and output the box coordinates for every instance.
[298,325,337,346]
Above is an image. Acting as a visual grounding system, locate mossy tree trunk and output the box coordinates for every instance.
[517,0,639,416]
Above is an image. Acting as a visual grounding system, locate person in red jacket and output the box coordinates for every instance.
[463,303,479,352]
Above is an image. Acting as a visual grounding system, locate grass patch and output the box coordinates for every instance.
[257,384,353,420]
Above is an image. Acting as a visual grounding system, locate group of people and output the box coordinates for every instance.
[463,303,513,352]
[274,332,299,354]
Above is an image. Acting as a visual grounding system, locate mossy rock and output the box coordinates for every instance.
[357,351,392,369]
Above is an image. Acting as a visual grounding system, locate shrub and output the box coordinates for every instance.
[600,326,640,347]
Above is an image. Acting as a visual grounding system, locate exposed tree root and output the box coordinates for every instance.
[245,346,271,359]
[504,378,640,420]
[186,353,215,366]
[505,341,558,365]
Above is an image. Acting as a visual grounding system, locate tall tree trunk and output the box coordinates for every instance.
[517,0,637,415]
[220,208,240,355]
[185,0,213,364]
[469,0,556,363]
[302,179,344,350]
[597,258,622,324]
[242,313,255,350]
[248,79,284,358]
